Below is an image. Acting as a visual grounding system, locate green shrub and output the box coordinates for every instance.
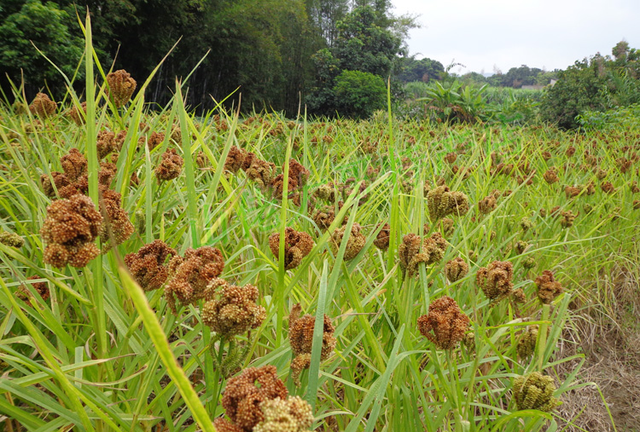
[403,81,431,99]
[576,103,640,130]
[539,57,611,129]
[333,70,386,119]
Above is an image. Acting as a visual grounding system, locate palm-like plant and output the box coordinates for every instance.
[417,80,488,124]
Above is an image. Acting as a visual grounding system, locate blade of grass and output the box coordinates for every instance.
[116,261,216,432]
[306,259,329,411]
[344,325,407,432]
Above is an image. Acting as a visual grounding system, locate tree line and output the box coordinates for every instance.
[0,0,416,117]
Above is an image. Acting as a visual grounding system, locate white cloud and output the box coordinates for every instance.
[391,0,640,73]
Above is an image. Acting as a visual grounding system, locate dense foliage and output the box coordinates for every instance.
[395,57,445,83]
[306,4,408,117]
[398,42,640,130]
[333,69,386,118]
[400,80,541,126]
[0,0,416,116]
[540,42,640,129]
[0,0,84,90]
[2,0,639,126]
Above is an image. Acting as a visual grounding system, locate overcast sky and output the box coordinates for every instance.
[391,0,640,75]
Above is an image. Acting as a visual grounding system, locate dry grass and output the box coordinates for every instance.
[557,264,640,431]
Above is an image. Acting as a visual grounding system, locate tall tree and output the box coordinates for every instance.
[395,56,444,83]
[331,5,401,77]
[305,0,348,46]
[306,4,410,117]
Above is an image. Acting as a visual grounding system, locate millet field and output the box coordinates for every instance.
[1,30,640,432]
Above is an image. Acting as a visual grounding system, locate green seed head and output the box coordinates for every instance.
[513,372,560,412]
[0,231,24,248]
[516,325,538,359]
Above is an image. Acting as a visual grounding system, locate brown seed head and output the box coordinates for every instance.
[314,184,340,203]
[451,165,469,179]
[476,261,513,302]
[97,130,121,160]
[202,280,266,337]
[99,189,134,249]
[55,160,116,200]
[213,419,245,432]
[196,151,209,169]
[600,181,616,194]
[287,159,310,188]
[289,311,336,360]
[106,70,136,108]
[40,194,102,268]
[60,148,87,182]
[492,163,515,176]
[68,102,86,126]
[543,168,559,184]
[225,146,248,173]
[564,186,581,199]
[559,210,577,228]
[220,366,288,431]
[245,159,276,189]
[417,296,470,350]
[241,152,256,171]
[124,240,177,291]
[17,276,50,305]
[478,195,497,214]
[164,246,225,312]
[268,228,314,270]
[616,157,632,173]
[398,232,447,276]
[330,223,366,261]
[272,174,299,203]
[155,149,183,181]
[438,217,455,237]
[170,126,182,144]
[583,182,596,195]
[312,204,337,231]
[427,186,469,220]
[366,165,380,180]
[289,310,336,383]
[512,287,526,304]
[12,101,28,115]
[444,152,457,164]
[40,172,70,198]
[534,270,563,304]
[142,131,165,151]
[29,93,57,118]
[373,223,390,251]
[444,257,469,283]
[98,161,117,188]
